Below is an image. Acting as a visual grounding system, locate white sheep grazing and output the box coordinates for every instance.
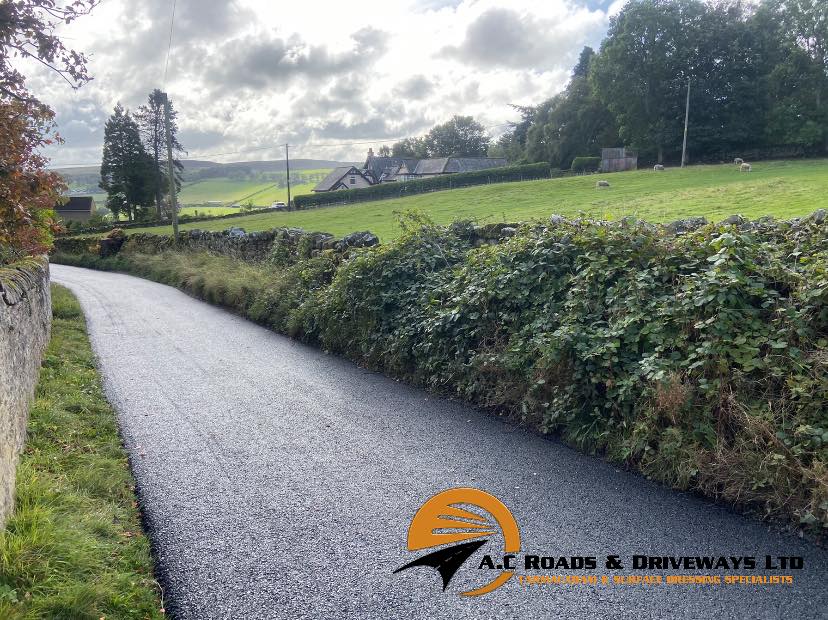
[734,157,744,165]
[596,180,610,188]
[740,163,751,172]
[653,164,665,171]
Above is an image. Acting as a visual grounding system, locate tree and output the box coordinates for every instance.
[0,98,65,258]
[764,0,828,151]
[423,115,489,157]
[100,104,155,222]
[377,144,391,157]
[572,46,595,77]
[523,48,618,169]
[0,1,97,258]
[135,89,185,218]
[392,136,428,158]
[0,1,96,101]
[590,0,705,163]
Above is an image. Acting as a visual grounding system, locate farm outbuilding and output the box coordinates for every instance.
[54,196,95,223]
[600,147,638,173]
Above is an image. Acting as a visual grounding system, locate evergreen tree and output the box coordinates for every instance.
[523,47,618,169]
[135,89,184,218]
[99,104,155,221]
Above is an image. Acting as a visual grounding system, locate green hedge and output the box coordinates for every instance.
[293,162,554,209]
[52,213,828,534]
[571,156,601,173]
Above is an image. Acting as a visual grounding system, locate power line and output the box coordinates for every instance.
[162,0,177,88]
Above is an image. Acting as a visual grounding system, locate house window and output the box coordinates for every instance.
[350,176,356,184]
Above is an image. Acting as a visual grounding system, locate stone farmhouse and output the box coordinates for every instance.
[312,149,508,192]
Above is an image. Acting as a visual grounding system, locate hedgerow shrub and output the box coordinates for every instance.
[51,214,828,533]
[570,156,601,172]
[293,162,554,209]
[305,217,828,529]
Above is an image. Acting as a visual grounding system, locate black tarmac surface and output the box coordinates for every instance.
[52,264,828,619]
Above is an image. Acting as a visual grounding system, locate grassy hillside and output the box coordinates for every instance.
[178,179,276,204]
[98,159,828,240]
[175,169,330,208]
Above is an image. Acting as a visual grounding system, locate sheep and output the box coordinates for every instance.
[734,157,744,165]
[653,164,665,171]
[740,163,751,172]
[596,180,610,188]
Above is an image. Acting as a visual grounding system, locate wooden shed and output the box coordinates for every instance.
[600,148,638,173]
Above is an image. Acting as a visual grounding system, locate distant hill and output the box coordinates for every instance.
[185,159,359,173]
[55,158,358,198]
[53,158,358,179]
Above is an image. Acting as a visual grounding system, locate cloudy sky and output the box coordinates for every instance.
[27,0,626,167]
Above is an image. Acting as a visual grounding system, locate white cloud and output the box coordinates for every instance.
[24,0,622,167]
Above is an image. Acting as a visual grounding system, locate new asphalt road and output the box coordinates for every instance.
[52,264,828,620]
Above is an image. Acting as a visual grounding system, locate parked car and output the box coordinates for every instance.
[271,201,287,211]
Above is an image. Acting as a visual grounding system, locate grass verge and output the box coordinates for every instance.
[0,284,164,619]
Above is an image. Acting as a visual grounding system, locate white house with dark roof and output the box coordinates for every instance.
[312,150,509,192]
[312,166,374,192]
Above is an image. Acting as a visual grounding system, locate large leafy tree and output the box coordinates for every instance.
[134,89,185,218]
[423,115,489,157]
[0,0,97,258]
[391,136,428,158]
[391,116,491,159]
[590,0,707,163]
[100,105,155,222]
[762,0,828,151]
[588,0,782,162]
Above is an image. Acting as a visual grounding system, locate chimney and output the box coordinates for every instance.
[368,147,374,158]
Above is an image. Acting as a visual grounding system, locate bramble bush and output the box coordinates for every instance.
[52,214,828,534]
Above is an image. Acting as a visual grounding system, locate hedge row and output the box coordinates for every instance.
[293,162,556,209]
[571,156,601,173]
[52,213,828,536]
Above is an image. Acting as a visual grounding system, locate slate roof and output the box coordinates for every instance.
[56,196,94,213]
[444,157,507,173]
[410,157,508,175]
[313,166,361,192]
[413,158,449,175]
[363,156,418,183]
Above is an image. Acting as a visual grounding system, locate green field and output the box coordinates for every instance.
[100,159,828,240]
[177,169,330,207]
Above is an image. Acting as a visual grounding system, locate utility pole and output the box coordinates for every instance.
[161,92,179,239]
[681,78,690,168]
[285,143,291,209]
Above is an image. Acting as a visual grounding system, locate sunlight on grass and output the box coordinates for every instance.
[94,158,827,241]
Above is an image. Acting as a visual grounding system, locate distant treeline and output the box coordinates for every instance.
[491,0,828,168]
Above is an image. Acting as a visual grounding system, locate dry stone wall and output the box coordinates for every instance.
[0,257,51,528]
[54,227,382,263]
